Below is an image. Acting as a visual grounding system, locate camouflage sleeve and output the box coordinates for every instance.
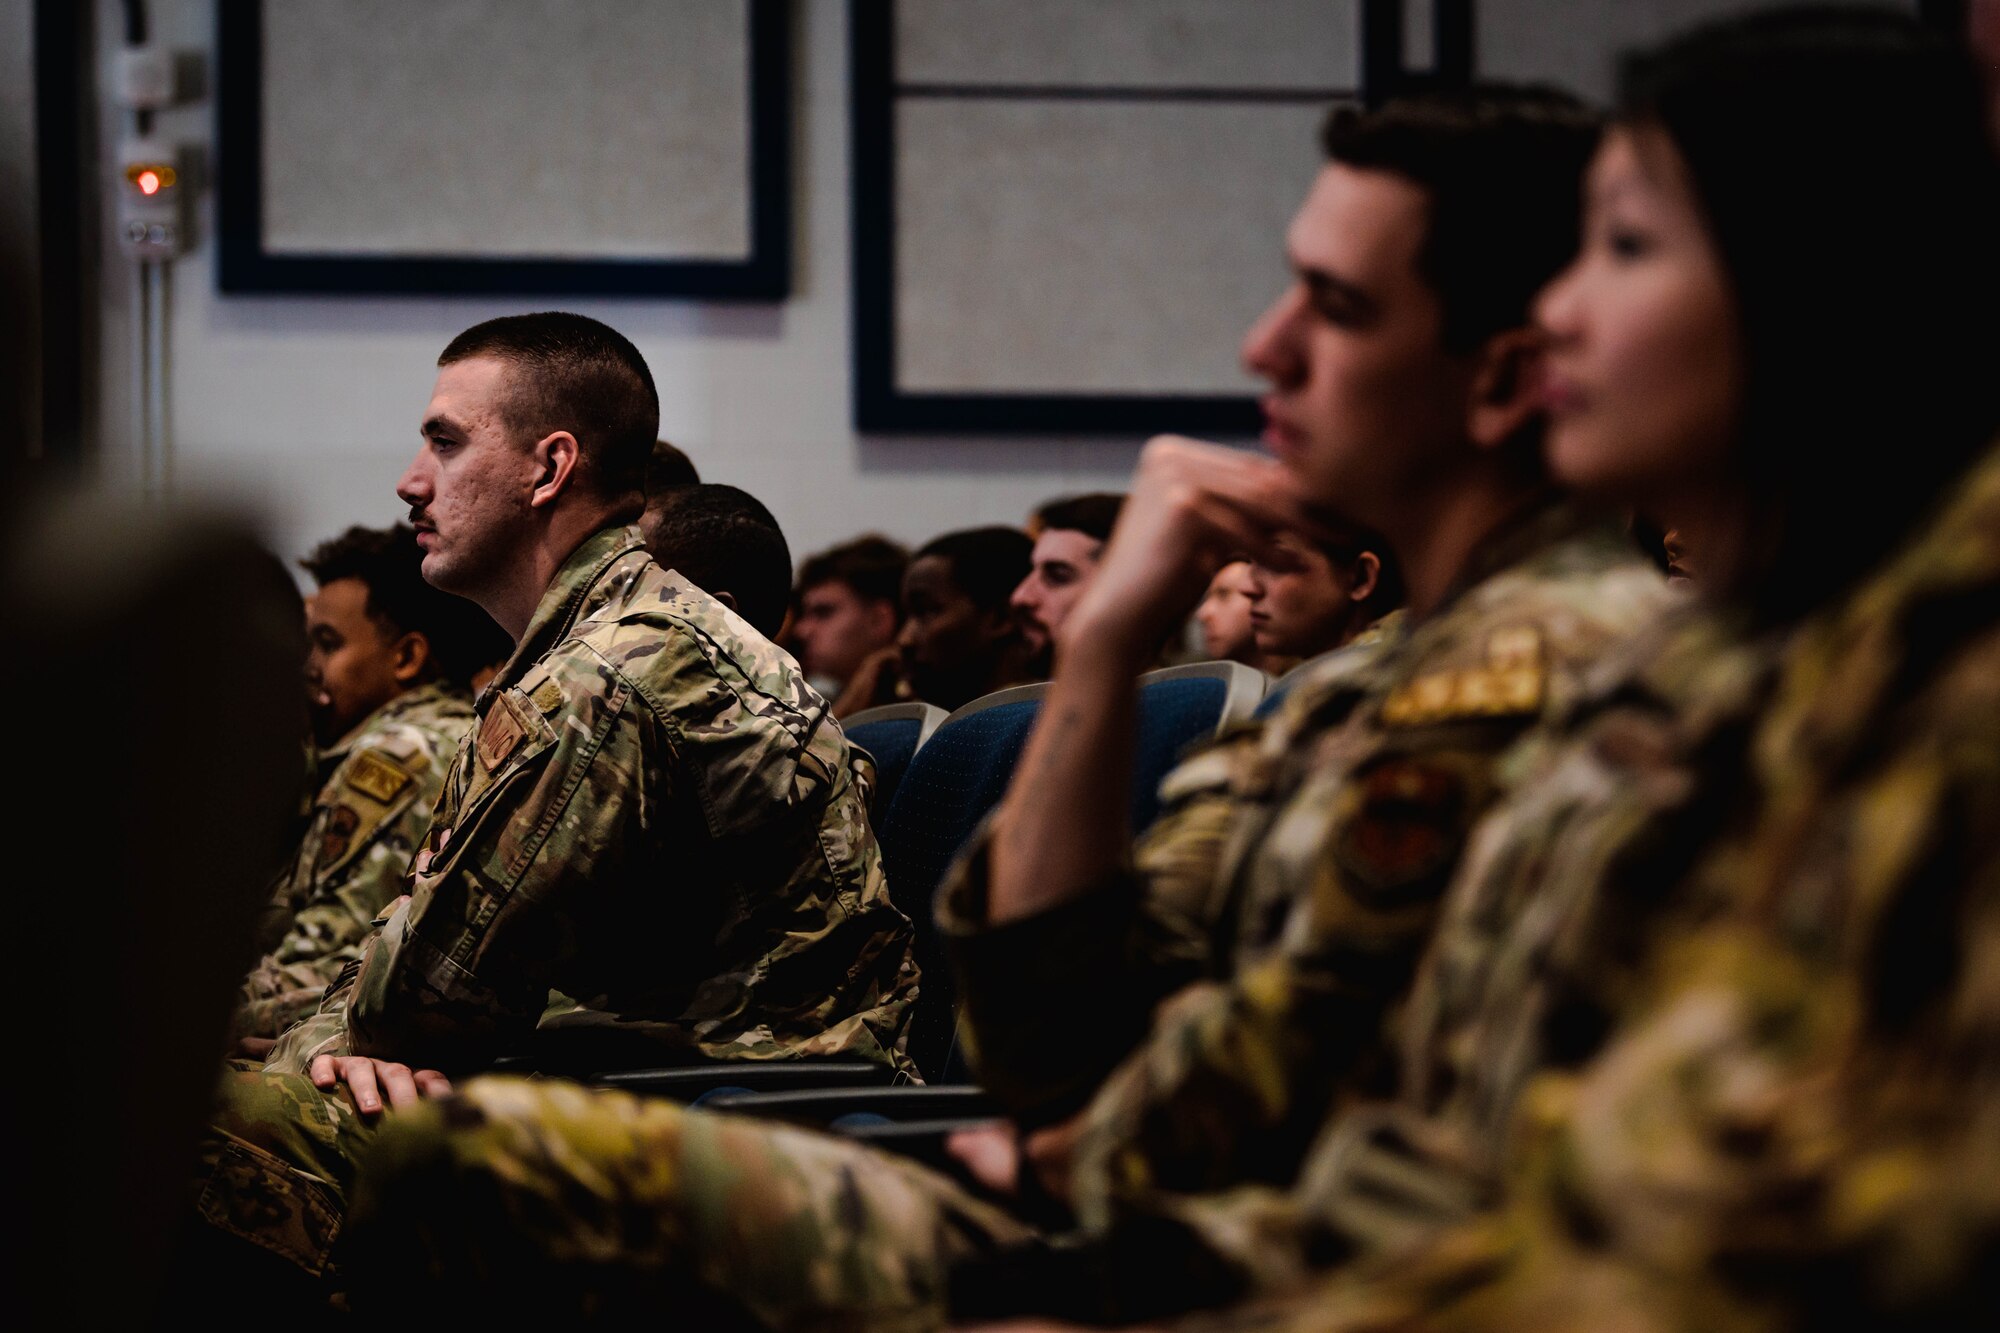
[233,741,450,1040]
[1058,721,1534,1238]
[939,731,1264,1125]
[338,664,657,1072]
[1383,697,2000,1328]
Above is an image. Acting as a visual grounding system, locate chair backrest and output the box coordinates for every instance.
[874,682,1049,1077]
[843,702,948,817]
[1130,661,1268,831]
[1255,658,1314,718]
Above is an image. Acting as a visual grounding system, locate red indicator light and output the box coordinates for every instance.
[137,170,161,196]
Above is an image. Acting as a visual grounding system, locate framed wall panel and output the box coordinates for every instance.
[852,0,1391,434]
[217,0,790,297]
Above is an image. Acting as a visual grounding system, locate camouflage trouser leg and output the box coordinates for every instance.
[191,1062,384,1277]
[342,1076,1040,1331]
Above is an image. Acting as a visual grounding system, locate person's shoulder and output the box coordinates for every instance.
[1431,523,1669,675]
[329,693,471,803]
[378,684,477,745]
[559,558,825,725]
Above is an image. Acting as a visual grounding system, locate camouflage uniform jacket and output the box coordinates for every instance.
[939,500,1671,1219]
[235,682,475,1040]
[1211,441,2000,1332]
[265,525,920,1077]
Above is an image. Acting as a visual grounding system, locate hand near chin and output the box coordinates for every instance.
[1062,436,1318,664]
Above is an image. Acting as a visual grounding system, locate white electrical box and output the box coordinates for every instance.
[117,142,189,260]
[115,46,180,110]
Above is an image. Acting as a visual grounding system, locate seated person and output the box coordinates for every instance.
[842,525,1043,714]
[1243,527,1399,662]
[641,436,698,495]
[335,88,1669,1327]
[789,534,907,704]
[188,312,919,1293]
[1161,11,2000,1328]
[1194,559,1292,674]
[640,482,792,639]
[235,523,507,1049]
[1013,493,1125,662]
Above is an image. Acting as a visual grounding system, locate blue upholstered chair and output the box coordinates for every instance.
[843,701,948,817]
[873,682,1050,1077]
[1131,661,1269,830]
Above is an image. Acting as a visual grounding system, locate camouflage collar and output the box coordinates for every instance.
[482,525,647,700]
[1428,491,1597,622]
[321,680,470,775]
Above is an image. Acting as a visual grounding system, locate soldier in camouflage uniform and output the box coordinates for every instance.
[235,523,501,1045]
[334,89,1672,1326]
[995,12,2000,1329]
[190,313,919,1290]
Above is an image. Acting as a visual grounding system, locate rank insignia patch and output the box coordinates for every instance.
[346,750,413,805]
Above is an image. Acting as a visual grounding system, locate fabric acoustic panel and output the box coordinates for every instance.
[852,0,1363,433]
[217,0,788,297]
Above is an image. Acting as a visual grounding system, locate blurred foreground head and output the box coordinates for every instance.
[6,499,305,1320]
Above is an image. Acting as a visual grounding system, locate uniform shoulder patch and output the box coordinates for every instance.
[1380,625,1548,727]
[345,749,414,805]
[476,699,527,773]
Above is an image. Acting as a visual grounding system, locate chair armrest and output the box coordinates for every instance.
[588,1060,896,1100]
[696,1083,997,1126]
[830,1116,1009,1173]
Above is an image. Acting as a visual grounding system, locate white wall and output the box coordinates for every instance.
[90,0,1162,568]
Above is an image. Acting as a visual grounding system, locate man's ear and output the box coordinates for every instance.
[390,630,432,685]
[528,431,582,509]
[1466,327,1547,452]
[712,589,740,615]
[1346,551,1381,605]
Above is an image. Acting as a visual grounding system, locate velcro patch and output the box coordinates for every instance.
[476,700,526,773]
[530,678,565,716]
[1380,664,1544,726]
[318,803,360,865]
[345,750,413,805]
[1334,756,1471,895]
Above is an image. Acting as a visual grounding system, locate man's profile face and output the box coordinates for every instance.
[793,579,896,684]
[1010,528,1103,653]
[304,577,406,746]
[1241,164,1479,523]
[397,356,541,599]
[897,555,1005,688]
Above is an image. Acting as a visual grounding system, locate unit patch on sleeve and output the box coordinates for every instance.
[345,750,414,805]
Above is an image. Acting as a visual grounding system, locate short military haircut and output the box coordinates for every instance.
[1031,493,1125,544]
[796,534,908,608]
[438,312,660,511]
[645,438,700,495]
[645,484,794,640]
[300,524,511,687]
[914,527,1034,613]
[1321,85,1599,354]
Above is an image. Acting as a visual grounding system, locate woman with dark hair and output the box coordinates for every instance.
[1045,8,2000,1330]
[948,8,2000,1329]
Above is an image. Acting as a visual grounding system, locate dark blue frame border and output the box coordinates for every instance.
[848,1,1456,434]
[216,0,791,298]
